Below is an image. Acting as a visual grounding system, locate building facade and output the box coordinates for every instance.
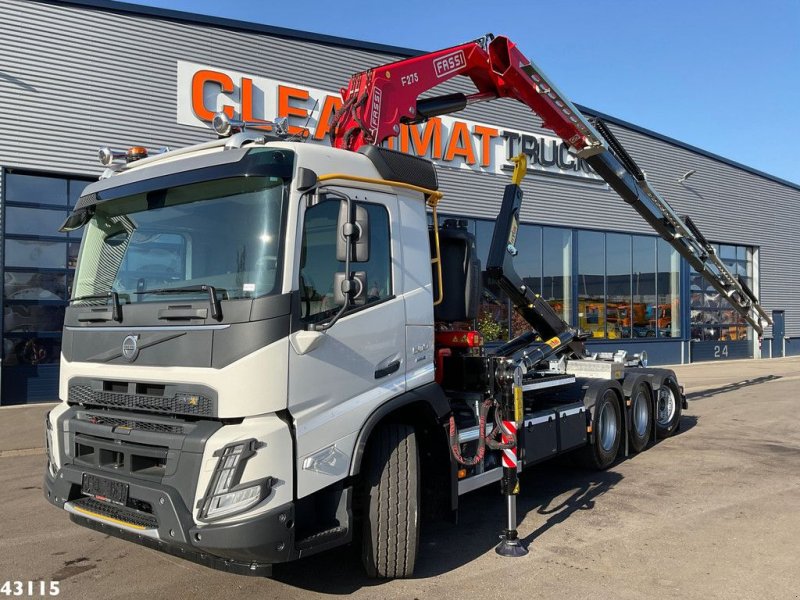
[1,0,798,404]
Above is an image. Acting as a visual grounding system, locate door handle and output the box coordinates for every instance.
[374,360,401,379]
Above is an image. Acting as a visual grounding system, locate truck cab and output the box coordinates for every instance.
[44,136,439,574]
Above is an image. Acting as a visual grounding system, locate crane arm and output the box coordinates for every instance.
[332,34,771,336]
[331,35,605,158]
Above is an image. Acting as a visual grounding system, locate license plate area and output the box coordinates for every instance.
[81,473,129,506]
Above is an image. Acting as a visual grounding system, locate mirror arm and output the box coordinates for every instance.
[311,190,354,332]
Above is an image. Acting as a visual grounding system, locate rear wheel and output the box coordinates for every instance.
[361,423,420,579]
[579,389,622,470]
[628,382,652,453]
[655,378,682,438]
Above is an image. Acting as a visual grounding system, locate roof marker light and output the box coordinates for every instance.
[126,146,148,162]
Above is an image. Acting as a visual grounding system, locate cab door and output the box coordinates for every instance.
[287,189,406,498]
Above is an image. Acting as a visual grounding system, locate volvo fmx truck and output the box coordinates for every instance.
[44,34,770,578]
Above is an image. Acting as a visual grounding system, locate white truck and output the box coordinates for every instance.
[44,34,770,578]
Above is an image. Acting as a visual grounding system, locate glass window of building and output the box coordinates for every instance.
[475,219,510,341]
[513,225,542,296]
[2,171,92,404]
[4,207,67,236]
[578,230,605,337]
[510,224,542,337]
[657,238,681,338]
[690,243,750,341]
[574,231,677,340]
[473,219,493,267]
[5,173,68,206]
[424,216,688,346]
[542,227,572,323]
[606,233,631,339]
[632,236,657,338]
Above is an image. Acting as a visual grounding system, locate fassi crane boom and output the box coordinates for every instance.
[330,34,771,336]
[330,35,605,158]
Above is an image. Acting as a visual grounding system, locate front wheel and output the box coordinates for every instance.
[361,423,420,579]
[655,378,682,439]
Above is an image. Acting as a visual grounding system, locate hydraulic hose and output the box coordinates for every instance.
[449,399,516,466]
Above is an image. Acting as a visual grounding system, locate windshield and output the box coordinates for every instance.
[72,175,286,304]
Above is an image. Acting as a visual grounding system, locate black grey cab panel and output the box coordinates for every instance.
[63,293,294,369]
[64,295,291,329]
[65,328,214,367]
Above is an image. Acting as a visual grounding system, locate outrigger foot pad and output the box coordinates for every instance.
[495,532,528,557]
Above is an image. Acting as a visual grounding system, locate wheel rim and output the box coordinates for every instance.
[656,385,676,427]
[599,393,618,452]
[633,389,649,437]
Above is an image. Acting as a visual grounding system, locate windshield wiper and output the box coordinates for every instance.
[71,291,122,322]
[135,285,225,321]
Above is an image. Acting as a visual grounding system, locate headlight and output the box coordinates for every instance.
[197,440,273,521]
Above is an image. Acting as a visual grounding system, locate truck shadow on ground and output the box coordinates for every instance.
[272,460,629,593]
[686,375,781,401]
[671,414,698,437]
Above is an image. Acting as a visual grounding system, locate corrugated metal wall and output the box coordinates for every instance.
[2,0,798,335]
[0,166,4,270]
[0,166,4,350]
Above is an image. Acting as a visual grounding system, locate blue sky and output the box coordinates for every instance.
[126,0,799,185]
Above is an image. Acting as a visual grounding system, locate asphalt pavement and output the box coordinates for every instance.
[1,357,799,599]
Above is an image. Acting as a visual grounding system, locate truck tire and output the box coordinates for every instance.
[628,381,652,453]
[655,378,682,439]
[579,387,622,470]
[361,423,419,579]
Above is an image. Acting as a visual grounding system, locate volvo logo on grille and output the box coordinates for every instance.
[122,335,140,361]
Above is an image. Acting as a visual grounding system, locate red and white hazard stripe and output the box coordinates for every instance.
[501,420,517,469]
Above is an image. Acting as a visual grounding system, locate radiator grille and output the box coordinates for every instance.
[79,413,185,435]
[69,385,213,417]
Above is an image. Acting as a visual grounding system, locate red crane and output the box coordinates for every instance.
[329,33,771,335]
[330,34,605,158]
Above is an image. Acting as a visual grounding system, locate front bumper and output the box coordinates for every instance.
[44,465,295,576]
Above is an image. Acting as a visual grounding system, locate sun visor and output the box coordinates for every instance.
[73,147,255,212]
[358,145,438,191]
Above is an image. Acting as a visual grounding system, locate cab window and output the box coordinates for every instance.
[299,200,391,322]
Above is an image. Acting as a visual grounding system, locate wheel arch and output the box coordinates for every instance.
[349,382,456,518]
[622,373,654,452]
[583,379,625,426]
[577,378,625,469]
[349,382,451,477]
[622,373,654,422]
[638,367,687,410]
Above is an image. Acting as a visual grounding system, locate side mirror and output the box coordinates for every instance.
[333,271,366,306]
[336,202,369,262]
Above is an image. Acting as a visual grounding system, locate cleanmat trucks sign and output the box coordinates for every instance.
[177,60,602,183]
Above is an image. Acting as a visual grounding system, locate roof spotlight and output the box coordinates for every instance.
[212,111,289,138]
[212,111,234,137]
[98,147,126,166]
